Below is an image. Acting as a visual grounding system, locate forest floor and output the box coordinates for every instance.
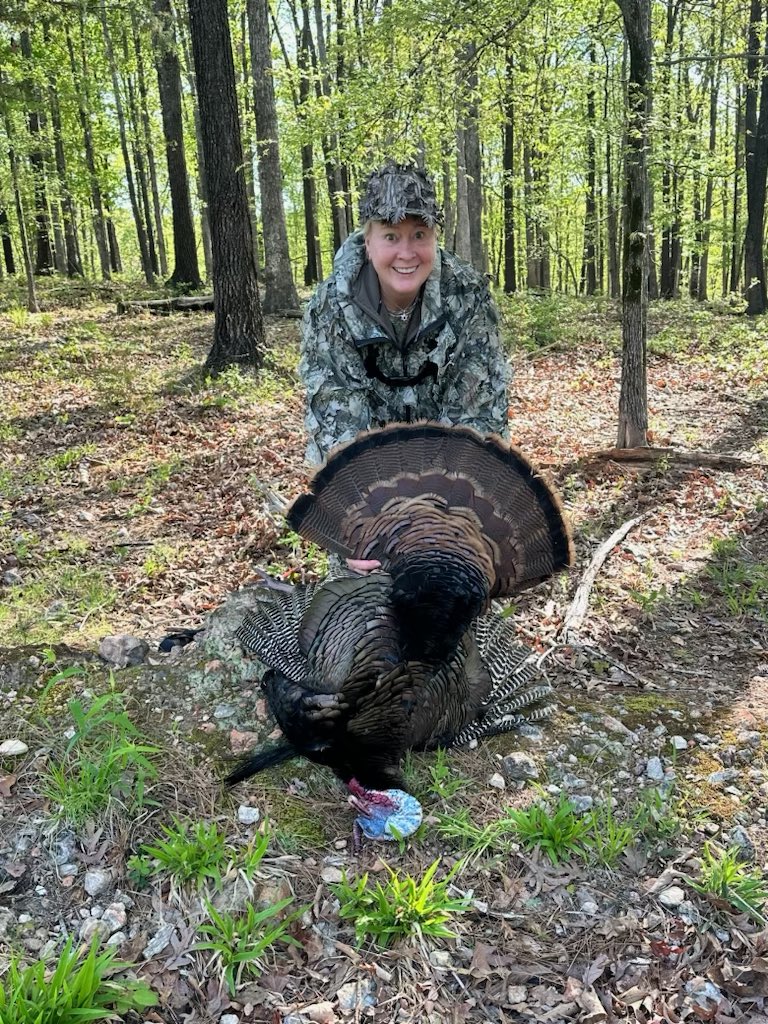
[0,282,767,1024]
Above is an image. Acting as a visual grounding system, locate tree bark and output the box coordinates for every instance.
[502,47,516,293]
[454,124,472,262]
[0,209,16,275]
[247,0,299,312]
[616,0,651,449]
[461,43,486,273]
[187,0,264,372]
[134,14,168,277]
[152,0,202,290]
[99,0,154,284]
[19,31,54,275]
[729,85,743,294]
[6,120,40,312]
[45,22,82,278]
[124,29,160,278]
[743,0,768,315]
[66,23,111,280]
[581,43,598,296]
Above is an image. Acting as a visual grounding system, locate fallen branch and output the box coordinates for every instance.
[560,513,648,641]
[581,446,765,472]
[117,295,303,317]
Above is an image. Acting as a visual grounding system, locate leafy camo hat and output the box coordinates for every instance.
[358,161,444,228]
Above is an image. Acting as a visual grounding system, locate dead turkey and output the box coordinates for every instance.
[228,423,573,840]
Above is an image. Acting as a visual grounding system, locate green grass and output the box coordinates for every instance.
[40,686,159,825]
[692,844,768,923]
[196,897,301,995]
[333,859,469,948]
[705,537,768,620]
[0,936,156,1023]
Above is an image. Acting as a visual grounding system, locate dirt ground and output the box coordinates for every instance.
[1,288,767,1023]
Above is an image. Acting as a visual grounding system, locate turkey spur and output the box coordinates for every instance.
[228,423,573,840]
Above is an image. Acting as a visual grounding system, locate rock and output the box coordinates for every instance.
[685,977,723,1012]
[670,735,688,751]
[106,931,127,947]
[728,825,756,862]
[678,900,701,926]
[220,1016,240,1024]
[80,918,110,943]
[101,902,127,933]
[336,977,377,1012]
[501,752,539,782]
[57,862,79,877]
[602,715,634,737]
[581,901,599,916]
[320,867,344,884]
[562,773,588,790]
[429,950,452,968]
[488,772,506,790]
[303,1003,337,1024]
[2,569,23,587]
[213,703,237,719]
[645,757,665,782]
[98,635,148,668]
[508,986,527,1004]
[237,805,260,825]
[142,922,176,959]
[708,768,739,786]
[658,886,686,909]
[571,795,594,813]
[83,869,112,897]
[0,740,28,756]
[517,725,544,743]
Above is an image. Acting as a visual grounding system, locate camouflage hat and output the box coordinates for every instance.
[358,161,444,228]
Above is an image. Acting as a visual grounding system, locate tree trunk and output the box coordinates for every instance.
[296,6,322,283]
[134,14,168,277]
[124,29,160,278]
[502,47,516,293]
[616,0,651,449]
[581,43,598,295]
[152,0,202,290]
[66,23,111,280]
[46,31,82,278]
[6,121,39,312]
[729,85,743,294]
[99,0,154,284]
[442,150,455,253]
[697,0,724,301]
[0,209,16,275]
[247,0,300,311]
[461,44,486,273]
[743,0,768,315]
[454,125,472,262]
[20,31,54,276]
[187,0,264,372]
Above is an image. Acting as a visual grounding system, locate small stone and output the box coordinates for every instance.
[334,840,348,850]
[517,725,544,743]
[728,825,756,862]
[562,773,588,790]
[658,886,686,909]
[645,757,665,782]
[98,635,148,668]
[220,1016,240,1024]
[80,918,109,943]
[2,569,23,587]
[429,950,452,968]
[670,736,688,751]
[106,931,127,947]
[501,752,539,782]
[320,867,344,884]
[0,740,28,756]
[84,869,112,897]
[237,805,260,825]
[602,715,634,737]
[581,901,599,916]
[685,978,723,1010]
[213,704,237,719]
[488,772,506,790]
[678,900,701,926]
[101,902,127,933]
[142,922,175,959]
[570,795,594,813]
[336,977,377,1012]
[508,986,527,1004]
[57,863,79,877]
[708,768,739,786]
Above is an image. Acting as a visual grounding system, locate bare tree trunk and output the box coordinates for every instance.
[502,47,517,293]
[187,0,264,372]
[616,0,651,449]
[124,29,160,277]
[247,0,299,311]
[743,0,768,315]
[729,85,743,294]
[134,14,168,277]
[0,209,16,275]
[46,26,82,277]
[442,150,455,253]
[454,125,472,262]
[581,43,598,295]
[460,43,486,273]
[6,120,39,312]
[19,31,54,275]
[66,23,111,280]
[697,0,724,300]
[99,0,154,283]
[153,0,202,290]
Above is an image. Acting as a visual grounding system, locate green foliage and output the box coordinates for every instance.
[425,747,469,799]
[333,859,469,947]
[705,537,768,620]
[497,293,566,353]
[270,527,329,578]
[692,844,768,923]
[0,936,156,1023]
[130,819,272,892]
[196,897,300,996]
[503,795,594,864]
[40,687,159,825]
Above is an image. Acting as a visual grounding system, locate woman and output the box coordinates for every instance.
[299,161,510,466]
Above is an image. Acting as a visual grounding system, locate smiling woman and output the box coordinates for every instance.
[299,161,510,467]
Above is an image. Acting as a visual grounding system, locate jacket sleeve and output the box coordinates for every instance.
[299,286,375,464]
[437,283,511,439]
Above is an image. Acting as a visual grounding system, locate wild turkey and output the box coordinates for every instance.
[228,423,573,840]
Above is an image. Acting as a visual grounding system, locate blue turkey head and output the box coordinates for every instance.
[347,781,423,840]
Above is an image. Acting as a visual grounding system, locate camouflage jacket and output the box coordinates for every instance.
[299,231,510,463]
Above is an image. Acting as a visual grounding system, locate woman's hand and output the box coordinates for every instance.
[346,558,382,574]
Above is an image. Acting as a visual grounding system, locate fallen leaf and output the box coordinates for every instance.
[0,774,16,797]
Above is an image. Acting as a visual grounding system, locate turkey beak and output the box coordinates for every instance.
[347,792,371,816]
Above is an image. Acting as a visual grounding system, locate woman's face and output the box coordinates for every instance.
[365,217,436,309]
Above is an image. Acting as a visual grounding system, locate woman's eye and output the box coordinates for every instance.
[384,233,397,242]
[414,231,425,240]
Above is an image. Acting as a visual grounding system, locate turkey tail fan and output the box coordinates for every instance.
[225,739,297,786]
[288,422,574,597]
